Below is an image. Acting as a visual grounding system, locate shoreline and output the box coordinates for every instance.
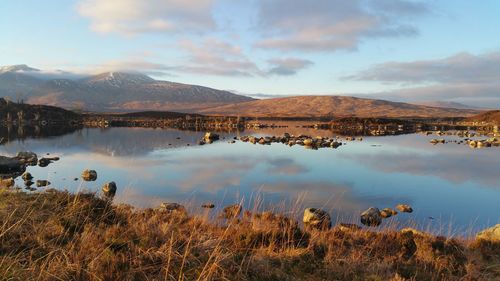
[0,188,498,280]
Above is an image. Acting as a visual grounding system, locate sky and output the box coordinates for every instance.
[0,0,499,107]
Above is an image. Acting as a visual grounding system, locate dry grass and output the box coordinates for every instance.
[0,189,498,281]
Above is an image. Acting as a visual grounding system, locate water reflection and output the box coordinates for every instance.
[0,126,499,235]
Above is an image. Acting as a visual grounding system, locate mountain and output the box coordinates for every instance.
[198,95,480,118]
[0,65,254,112]
[0,64,40,73]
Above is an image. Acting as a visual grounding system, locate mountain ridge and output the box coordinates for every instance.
[198,95,480,118]
[0,65,254,111]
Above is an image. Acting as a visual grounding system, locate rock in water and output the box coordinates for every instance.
[102,182,117,197]
[360,207,382,227]
[303,139,314,146]
[202,203,215,209]
[476,224,500,243]
[204,132,220,141]
[222,204,242,219]
[396,204,413,213]
[16,151,38,166]
[338,223,361,232]
[81,169,97,181]
[22,172,33,181]
[36,180,50,187]
[380,208,398,218]
[303,208,331,230]
[38,158,52,167]
[160,203,186,215]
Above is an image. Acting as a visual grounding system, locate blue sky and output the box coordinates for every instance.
[1,0,499,106]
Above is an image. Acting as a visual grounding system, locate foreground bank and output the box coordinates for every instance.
[0,189,498,280]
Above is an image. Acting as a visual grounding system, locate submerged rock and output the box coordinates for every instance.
[396,204,413,213]
[360,207,382,227]
[102,182,117,197]
[303,208,331,230]
[81,169,97,181]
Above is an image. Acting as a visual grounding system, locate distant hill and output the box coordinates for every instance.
[199,96,479,118]
[416,101,481,110]
[0,65,254,112]
[466,110,500,124]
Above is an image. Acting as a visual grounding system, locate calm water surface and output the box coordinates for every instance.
[1,126,499,236]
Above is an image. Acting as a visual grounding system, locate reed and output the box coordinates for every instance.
[0,189,498,280]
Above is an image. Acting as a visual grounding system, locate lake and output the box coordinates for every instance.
[1,125,499,236]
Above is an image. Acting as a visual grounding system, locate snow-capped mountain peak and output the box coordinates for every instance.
[0,64,40,73]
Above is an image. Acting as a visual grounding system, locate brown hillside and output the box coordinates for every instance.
[199,96,479,118]
[466,110,500,124]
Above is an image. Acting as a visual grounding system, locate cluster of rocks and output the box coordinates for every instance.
[0,151,61,191]
[427,130,500,148]
[239,133,349,149]
[301,204,413,230]
[80,169,116,198]
[360,204,413,227]
[467,138,500,148]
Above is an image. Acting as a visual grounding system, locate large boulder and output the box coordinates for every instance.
[303,208,331,230]
[360,207,382,227]
[81,169,97,181]
[476,224,500,243]
[102,182,117,197]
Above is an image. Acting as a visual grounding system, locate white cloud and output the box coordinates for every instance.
[255,0,429,52]
[173,38,262,76]
[348,50,500,107]
[345,51,500,84]
[77,0,216,35]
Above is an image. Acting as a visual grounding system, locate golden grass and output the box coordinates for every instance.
[0,189,498,281]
